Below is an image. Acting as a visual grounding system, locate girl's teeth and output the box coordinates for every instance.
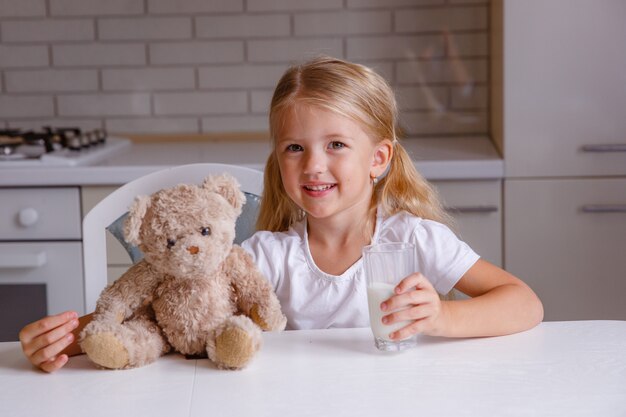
[305,184,332,191]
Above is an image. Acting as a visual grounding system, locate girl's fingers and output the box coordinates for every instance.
[395,273,433,294]
[383,304,432,326]
[381,290,431,313]
[39,354,69,373]
[19,311,78,345]
[389,319,428,341]
[24,318,79,356]
[30,332,75,367]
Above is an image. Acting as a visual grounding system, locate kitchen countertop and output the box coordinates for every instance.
[0,136,503,186]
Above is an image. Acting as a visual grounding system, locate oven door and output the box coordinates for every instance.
[0,242,84,342]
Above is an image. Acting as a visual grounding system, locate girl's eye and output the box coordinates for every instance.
[201,227,211,236]
[286,144,303,152]
[167,238,176,249]
[329,141,345,150]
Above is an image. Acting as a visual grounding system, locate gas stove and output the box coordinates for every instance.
[0,127,131,168]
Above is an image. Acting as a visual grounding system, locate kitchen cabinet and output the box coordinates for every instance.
[498,0,626,320]
[501,0,626,178]
[431,180,502,267]
[0,187,84,341]
[505,178,626,320]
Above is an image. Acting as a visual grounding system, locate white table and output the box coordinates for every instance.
[1,321,625,417]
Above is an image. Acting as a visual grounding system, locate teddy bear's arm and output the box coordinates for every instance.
[93,260,161,324]
[225,246,287,332]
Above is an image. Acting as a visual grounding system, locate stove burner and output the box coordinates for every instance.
[0,127,108,156]
[0,127,127,167]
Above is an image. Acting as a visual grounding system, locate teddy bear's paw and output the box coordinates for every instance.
[250,304,287,332]
[81,333,130,370]
[213,327,257,370]
[208,316,262,370]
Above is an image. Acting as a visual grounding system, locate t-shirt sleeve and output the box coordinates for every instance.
[411,220,480,295]
[240,231,282,291]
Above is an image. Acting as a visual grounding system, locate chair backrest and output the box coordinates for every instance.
[82,163,264,312]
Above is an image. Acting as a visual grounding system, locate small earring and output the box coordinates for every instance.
[372,176,379,186]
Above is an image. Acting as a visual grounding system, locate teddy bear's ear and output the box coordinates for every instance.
[124,194,151,245]
[202,173,246,214]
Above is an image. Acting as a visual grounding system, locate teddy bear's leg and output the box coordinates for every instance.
[81,313,170,369]
[206,315,262,370]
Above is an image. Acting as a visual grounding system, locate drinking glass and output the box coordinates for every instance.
[363,242,418,351]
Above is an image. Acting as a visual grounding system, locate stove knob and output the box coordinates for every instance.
[18,208,39,227]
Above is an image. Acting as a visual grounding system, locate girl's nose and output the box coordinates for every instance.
[302,150,326,175]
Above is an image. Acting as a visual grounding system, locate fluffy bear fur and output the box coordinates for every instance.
[80,173,287,370]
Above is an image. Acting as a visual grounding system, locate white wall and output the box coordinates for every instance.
[0,0,489,137]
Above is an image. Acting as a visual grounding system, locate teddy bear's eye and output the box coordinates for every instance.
[201,227,211,236]
[167,238,176,248]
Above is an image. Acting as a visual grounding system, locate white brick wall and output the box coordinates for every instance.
[103,68,195,91]
[153,92,247,115]
[198,64,284,89]
[294,11,391,36]
[0,0,490,138]
[148,0,241,14]
[0,45,48,68]
[6,69,98,92]
[196,15,290,39]
[0,0,46,17]
[1,19,94,42]
[53,44,146,66]
[149,41,243,64]
[99,17,192,41]
[49,0,144,16]
[58,93,151,116]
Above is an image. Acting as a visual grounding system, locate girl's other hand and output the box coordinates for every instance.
[19,311,80,373]
[380,273,449,339]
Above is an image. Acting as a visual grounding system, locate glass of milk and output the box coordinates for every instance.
[363,242,418,352]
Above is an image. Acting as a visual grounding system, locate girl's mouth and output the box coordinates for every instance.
[303,184,336,192]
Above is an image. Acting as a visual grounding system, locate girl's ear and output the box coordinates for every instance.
[370,139,393,180]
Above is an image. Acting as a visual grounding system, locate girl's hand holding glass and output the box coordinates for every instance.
[380,273,449,340]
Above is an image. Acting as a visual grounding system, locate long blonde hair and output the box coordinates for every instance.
[257,56,451,232]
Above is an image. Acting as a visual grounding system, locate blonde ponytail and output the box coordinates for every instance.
[378,143,452,226]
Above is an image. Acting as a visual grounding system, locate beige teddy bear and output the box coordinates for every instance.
[80,173,286,370]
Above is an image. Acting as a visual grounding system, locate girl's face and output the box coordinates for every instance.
[275,103,391,222]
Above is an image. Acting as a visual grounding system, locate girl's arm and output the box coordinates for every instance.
[19,312,93,373]
[381,259,544,339]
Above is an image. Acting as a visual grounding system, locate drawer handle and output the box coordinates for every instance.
[445,205,499,214]
[18,207,39,227]
[581,144,626,152]
[581,204,626,213]
[0,251,47,269]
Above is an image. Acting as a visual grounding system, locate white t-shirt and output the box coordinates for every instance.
[241,209,480,330]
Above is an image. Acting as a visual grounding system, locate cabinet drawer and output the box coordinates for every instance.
[0,188,81,240]
[431,180,502,266]
[505,178,626,320]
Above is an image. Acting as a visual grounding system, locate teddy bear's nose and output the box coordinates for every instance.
[187,246,199,255]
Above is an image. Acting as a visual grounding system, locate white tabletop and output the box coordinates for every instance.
[1,321,625,417]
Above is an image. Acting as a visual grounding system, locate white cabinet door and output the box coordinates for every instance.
[505,178,626,320]
[503,0,626,177]
[431,180,502,267]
